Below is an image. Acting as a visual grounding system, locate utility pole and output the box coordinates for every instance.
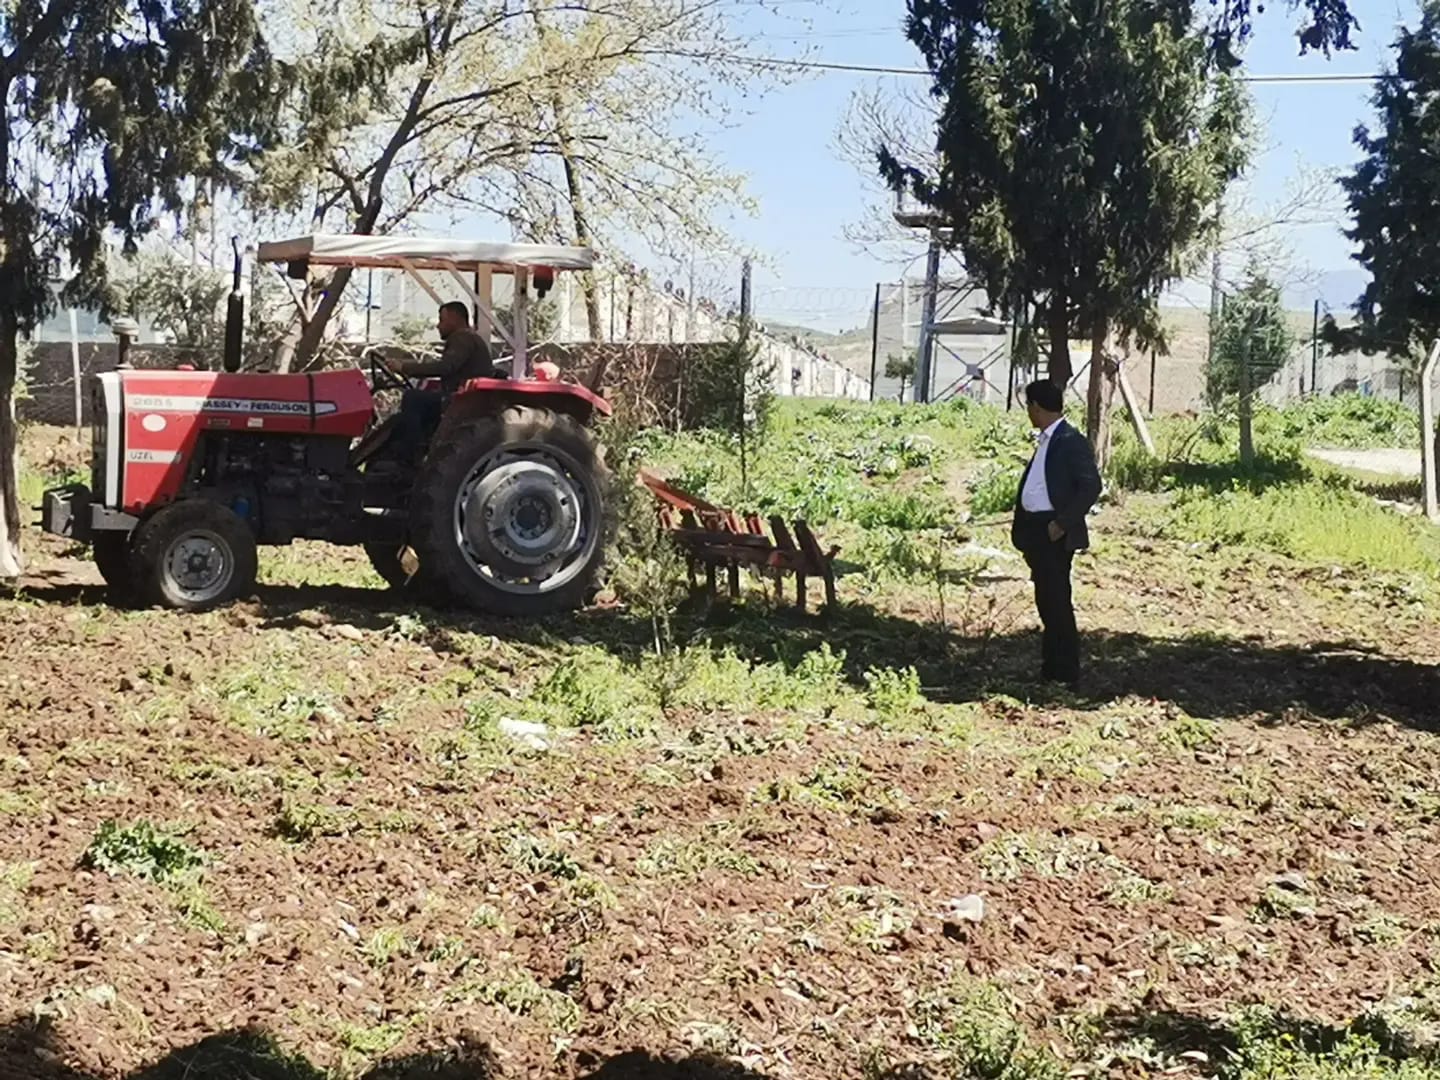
[1310,299,1321,397]
[365,269,374,341]
[868,282,881,403]
[916,235,941,404]
[899,276,910,400]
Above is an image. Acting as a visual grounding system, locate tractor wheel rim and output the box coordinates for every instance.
[453,442,600,596]
[163,530,233,603]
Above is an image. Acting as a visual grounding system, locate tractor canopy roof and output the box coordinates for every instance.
[256,234,595,274]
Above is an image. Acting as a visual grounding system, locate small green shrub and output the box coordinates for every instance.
[971,463,1023,516]
[851,489,954,531]
[272,803,357,843]
[507,831,582,881]
[81,820,204,883]
[912,982,1066,1080]
[1255,394,1421,450]
[864,666,924,722]
[1109,440,1169,492]
[534,649,649,729]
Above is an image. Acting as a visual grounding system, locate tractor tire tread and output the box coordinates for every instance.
[128,501,259,612]
[410,405,608,617]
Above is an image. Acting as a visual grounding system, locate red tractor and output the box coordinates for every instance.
[40,234,611,616]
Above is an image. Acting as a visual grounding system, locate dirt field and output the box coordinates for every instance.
[3,414,1440,1080]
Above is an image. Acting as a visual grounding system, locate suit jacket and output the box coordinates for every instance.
[1011,419,1102,552]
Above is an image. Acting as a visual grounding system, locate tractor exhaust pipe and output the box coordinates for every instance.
[223,237,244,373]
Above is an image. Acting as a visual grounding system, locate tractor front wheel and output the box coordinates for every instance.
[129,502,258,612]
[410,405,607,617]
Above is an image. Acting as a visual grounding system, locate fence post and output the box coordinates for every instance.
[68,308,82,438]
[1421,338,1439,522]
[1148,349,1157,415]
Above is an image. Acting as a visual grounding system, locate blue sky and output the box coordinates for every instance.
[706,0,1423,329]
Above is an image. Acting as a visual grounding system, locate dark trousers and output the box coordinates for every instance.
[1015,511,1080,682]
[393,389,444,464]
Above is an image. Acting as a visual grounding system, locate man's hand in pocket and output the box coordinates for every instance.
[1047,521,1066,543]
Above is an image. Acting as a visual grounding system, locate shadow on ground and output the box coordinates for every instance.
[248,579,1440,732]
[9,569,1438,733]
[1095,1003,1440,1072]
[0,1020,784,1080]
[7,995,1440,1079]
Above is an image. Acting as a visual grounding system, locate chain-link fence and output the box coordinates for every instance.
[18,343,208,427]
[1260,341,1440,410]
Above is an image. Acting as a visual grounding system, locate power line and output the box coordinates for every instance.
[699,51,1385,84]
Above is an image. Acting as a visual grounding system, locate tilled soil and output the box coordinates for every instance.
[2,461,1440,1078]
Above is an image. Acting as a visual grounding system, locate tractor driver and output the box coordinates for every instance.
[385,301,496,463]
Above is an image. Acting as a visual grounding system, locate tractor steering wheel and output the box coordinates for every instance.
[367,351,417,394]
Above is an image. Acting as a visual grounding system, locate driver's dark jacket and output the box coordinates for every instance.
[400,327,496,395]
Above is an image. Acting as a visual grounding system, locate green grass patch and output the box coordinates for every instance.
[1222,1005,1440,1079]
[0,862,35,928]
[636,832,761,880]
[1156,482,1440,578]
[506,830,583,881]
[337,1019,409,1056]
[271,802,359,843]
[910,981,1066,1080]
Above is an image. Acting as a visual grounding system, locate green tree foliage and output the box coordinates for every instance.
[257,0,763,366]
[1210,268,1295,465]
[1208,270,1295,403]
[880,0,1250,467]
[1329,3,1440,367]
[0,0,280,579]
[1207,0,1358,67]
[884,351,917,400]
[109,247,292,367]
[110,251,232,352]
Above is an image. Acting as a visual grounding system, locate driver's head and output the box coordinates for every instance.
[437,301,470,340]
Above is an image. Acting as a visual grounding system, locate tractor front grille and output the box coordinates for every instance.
[90,379,108,506]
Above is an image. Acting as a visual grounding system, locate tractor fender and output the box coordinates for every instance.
[447,378,612,426]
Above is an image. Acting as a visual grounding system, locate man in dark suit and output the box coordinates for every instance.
[1011,380,1102,686]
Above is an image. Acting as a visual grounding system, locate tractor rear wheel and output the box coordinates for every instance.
[410,405,607,617]
[129,501,258,612]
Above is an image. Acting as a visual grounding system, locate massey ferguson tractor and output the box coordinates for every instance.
[40,234,611,616]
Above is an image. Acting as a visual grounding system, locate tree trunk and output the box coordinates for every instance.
[289,266,356,371]
[1,83,22,580]
[558,123,603,343]
[1047,306,1072,386]
[289,34,442,367]
[0,312,24,581]
[1085,326,1117,473]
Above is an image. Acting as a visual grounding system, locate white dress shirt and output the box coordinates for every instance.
[1020,419,1063,513]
